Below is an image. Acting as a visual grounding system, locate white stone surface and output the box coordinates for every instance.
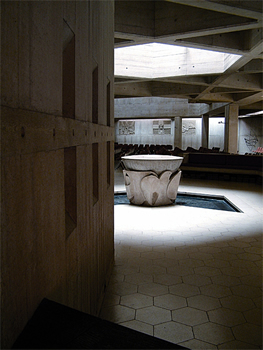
[122,155,183,175]
[123,170,181,206]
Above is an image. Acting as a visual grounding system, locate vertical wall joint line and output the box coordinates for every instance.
[107,141,111,187]
[64,147,77,238]
[92,143,99,205]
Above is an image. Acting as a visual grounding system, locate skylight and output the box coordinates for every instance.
[114,43,242,78]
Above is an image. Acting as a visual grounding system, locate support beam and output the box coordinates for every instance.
[224,104,239,153]
[202,115,209,148]
[174,117,182,148]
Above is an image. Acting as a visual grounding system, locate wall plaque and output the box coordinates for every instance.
[119,121,135,135]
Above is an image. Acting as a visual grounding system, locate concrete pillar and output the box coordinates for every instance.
[224,104,239,153]
[174,117,182,148]
[202,115,209,148]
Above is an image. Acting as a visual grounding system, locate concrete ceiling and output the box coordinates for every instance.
[114,0,263,117]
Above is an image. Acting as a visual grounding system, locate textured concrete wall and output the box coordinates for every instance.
[114,97,209,118]
[209,118,225,151]
[238,116,263,154]
[182,118,202,150]
[1,1,114,348]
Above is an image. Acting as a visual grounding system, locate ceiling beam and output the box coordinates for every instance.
[166,0,262,20]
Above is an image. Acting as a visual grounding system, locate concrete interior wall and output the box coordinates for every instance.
[115,118,174,146]
[238,116,263,154]
[209,117,225,151]
[1,1,114,348]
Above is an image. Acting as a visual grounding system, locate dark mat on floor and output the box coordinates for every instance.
[12,298,188,349]
[114,193,240,212]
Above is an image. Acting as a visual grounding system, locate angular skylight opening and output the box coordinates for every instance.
[114,43,242,78]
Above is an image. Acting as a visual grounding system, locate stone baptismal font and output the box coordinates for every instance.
[121,154,183,206]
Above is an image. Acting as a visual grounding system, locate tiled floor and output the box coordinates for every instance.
[100,168,262,349]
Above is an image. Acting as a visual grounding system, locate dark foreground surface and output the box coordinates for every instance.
[13,298,189,349]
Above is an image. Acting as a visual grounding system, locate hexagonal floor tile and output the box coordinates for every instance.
[205,259,230,268]
[220,266,249,277]
[188,252,213,260]
[106,281,138,296]
[153,273,182,285]
[129,245,152,253]
[154,321,193,344]
[120,320,153,336]
[197,246,222,254]
[187,295,221,311]
[194,266,222,277]
[120,293,153,309]
[193,322,234,345]
[140,265,167,275]
[99,304,135,323]
[125,273,153,285]
[244,246,262,255]
[183,274,212,287]
[138,282,168,296]
[237,252,262,261]
[218,340,260,349]
[136,306,171,325]
[154,294,187,310]
[230,259,257,269]
[231,284,262,299]
[221,246,244,255]
[152,258,179,268]
[232,323,262,346]
[169,283,200,297]
[178,258,204,268]
[141,251,165,259]
[254,296,262,308]
[167,266,194,276]
[240,275,262,287]
[172,307,208,326]
[220,295,255,312]
[212,252,238,261]
[181,338,217,349]
[211,274,241,287]
[244,308,262,326]
[200,284,231,298]
[208,307,245,327]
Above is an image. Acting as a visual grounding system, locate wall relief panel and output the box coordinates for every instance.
[153,120,171,135]
[119,121,135,135]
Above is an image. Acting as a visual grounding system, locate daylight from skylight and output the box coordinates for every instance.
[114,43,242,78]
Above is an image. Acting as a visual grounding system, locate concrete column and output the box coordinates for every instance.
[174,117,182,148]
[202,115,209,148]
[224,104,239,153]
